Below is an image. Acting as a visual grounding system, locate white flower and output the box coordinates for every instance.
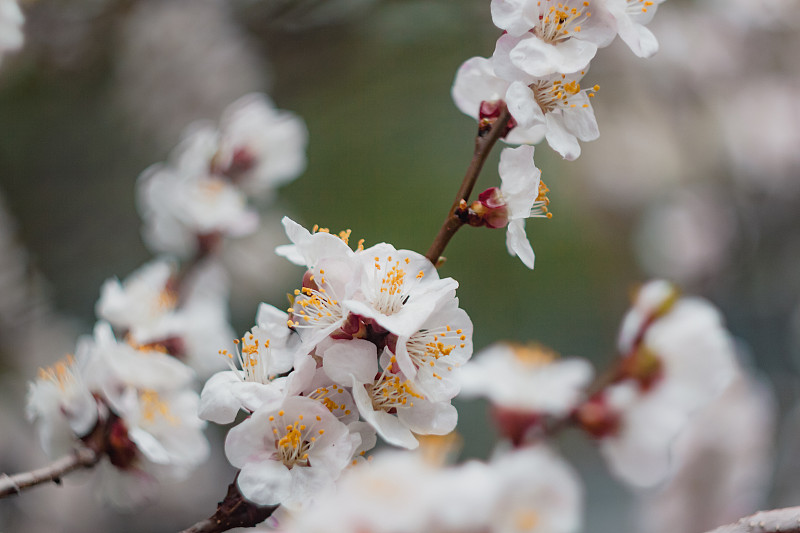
[215,93,308,198]
[97,259,236,377]
[137,162,259,257]
[0,0,23,66]
[494,38,600,160]
[287,254,362,356]
[322,340,457,449]
[459,342,593,417]
[451,56,546,145]
[394,294,473,402]
[26,354,98,457]
[344,243,458,338]
[96,259,178,336]
[605,0,666,58]
[452,49,601,160]
[111,386,210,481]
[225,395,358,509]
[199,304,297,424]
[81,322,196,402]
[492,0,616,77]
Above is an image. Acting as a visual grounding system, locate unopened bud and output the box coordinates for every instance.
[574,394,621,439]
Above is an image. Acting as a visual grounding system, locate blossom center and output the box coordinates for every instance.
[368,369,425,412]
[307,385,353,418]
[533,0,592,43]
[220,333,273,383]
[406,326,467,379]
[37,355,79,392]
[529,75,598,114]
[512,343,558,367]
[140,389,179,426]
[268,411,324,468]
[370,256,425,316]
[288,269,344,329]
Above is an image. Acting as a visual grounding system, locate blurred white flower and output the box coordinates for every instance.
[215,93,309,199]
[137,163,259,258]
[97,259,236,377]
[636,371,775,533]
[635,187,736,285]
[716,77,800,196]
[281,445,582,533]
[26,353,98,457]
[460,342,593,417]
[583,281,739,487]
[0,0,23,65]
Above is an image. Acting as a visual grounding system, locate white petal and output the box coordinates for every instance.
[498,145,541,218]
[198,371,244,424]
[451,57,510,119]
[322,339,379,385]
[506,81,546,130]
[398,400,458,436]
[238,460,292,506]
[506,220,536,269]
[491,0,539,36]
[545,113,581,160]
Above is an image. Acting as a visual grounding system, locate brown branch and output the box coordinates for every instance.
[425,107,512,266]
[0,446,100,498]
[703,507,800,533]
[178,476,278,533]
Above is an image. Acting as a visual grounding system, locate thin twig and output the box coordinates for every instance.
[703,507,800,533]
[0,446,100,498]
[425,107,512,265]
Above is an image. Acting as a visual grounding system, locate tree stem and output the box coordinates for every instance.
[425,107,511,266]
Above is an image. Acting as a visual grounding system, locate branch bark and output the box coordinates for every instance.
[425,107,512,266]
[0,446,100,498]
[178,477,278,533]
[703,507,800,533]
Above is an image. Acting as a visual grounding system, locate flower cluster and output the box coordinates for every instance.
[451,0,667,268]
[22,90,310,507]
[200,217,474,509]
[137,93,308,258]
[26,322,208,506]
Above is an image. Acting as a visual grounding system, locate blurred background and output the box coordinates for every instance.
[0,0,799,531]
